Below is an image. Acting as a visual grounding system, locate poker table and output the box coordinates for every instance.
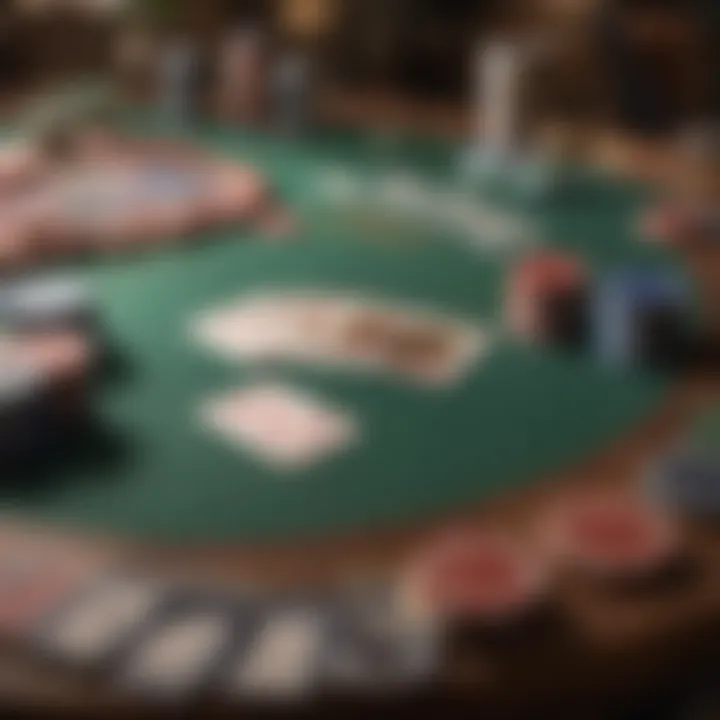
[0,120,683,541]
[0,120,718,715]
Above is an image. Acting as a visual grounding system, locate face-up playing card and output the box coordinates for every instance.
[118,608,234,699]
[200,383,358,470]
[191,293,359,363]
[224,601,327,701]
[35,576,165,666]
[331,302,488,386]
[192,291,489,387]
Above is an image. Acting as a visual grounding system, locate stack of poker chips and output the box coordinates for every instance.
[396,528,549,643]
[592,267,691,369]
[646,406,720,522]
[0,276,98,464]
[537,490,683,588]
[505,250,589,347]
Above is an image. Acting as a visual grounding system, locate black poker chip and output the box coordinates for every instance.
[646,450,720,519]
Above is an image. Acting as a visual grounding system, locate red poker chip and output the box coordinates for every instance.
[398,529,547,626]
[540,491,681,580]
[505,251,586,341]
[504,291,543,341]
[509,251,586,297]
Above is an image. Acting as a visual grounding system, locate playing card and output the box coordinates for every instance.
[224,599,328,701]
[34,575,166,667]
[191,294,354,362]
[320,582,439,694]
[200,382,358,470]
[117,602,236,700]
[332,302,487,385]
[191,291,489,386]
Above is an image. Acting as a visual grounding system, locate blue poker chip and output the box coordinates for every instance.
[646,450,720,518]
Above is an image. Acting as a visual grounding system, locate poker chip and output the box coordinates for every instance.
[506,251,587,344]
[397,529,547,628]
[592,267,690,368]
[509,251,586,296]
[540,491,681,581]
[646,450,720,519]
[20,331,92,386]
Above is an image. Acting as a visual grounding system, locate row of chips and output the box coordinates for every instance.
[401,404,720,637]
[0,421,715,709]
[398,489,685,635]
[647,404,720,520]
[505,250,692,368]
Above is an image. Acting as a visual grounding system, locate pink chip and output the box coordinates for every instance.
[399,528,546,625]
[539,490,681,580]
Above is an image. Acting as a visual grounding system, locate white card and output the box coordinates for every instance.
[127,614,229,690]
[46,580,160,661]
[191,292,490,386]
[234,610,321,698]
[200,383,358,470]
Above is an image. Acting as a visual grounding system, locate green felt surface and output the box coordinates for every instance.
[0,122,678,542]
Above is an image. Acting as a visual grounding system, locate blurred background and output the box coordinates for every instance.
[0,0,717,140]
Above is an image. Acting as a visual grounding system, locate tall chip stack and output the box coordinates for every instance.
[506,250,588,348]
[592,267,691,369]
[646,405,720,522]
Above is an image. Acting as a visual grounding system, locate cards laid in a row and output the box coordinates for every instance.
[191,291,489,387]
[31,573,438,703]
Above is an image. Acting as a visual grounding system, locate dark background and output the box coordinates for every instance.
[0,0,717,134]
